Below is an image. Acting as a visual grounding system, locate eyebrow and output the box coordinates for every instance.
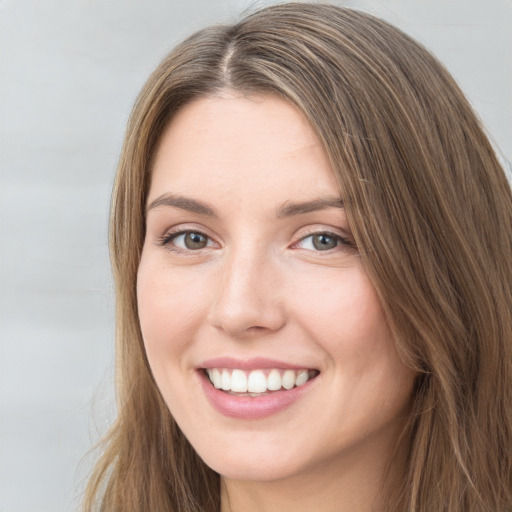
[147,194,216,216]
[276,196,344,217]
[146,193,344,217]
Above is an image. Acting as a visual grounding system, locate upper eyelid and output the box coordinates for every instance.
[293,224,350,239]
[161,228,216,244]
[160,223,216,239]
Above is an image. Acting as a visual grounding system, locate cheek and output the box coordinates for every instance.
[290,263,415,408]
[294,267,415,428]
[291,264,389,359]
[136,253,209,361]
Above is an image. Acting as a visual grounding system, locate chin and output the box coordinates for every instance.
[190,432,316,483]
[204,456,300,483]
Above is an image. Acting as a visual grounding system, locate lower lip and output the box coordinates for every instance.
[199,371,317,420]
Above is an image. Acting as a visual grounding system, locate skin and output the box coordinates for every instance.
[137,93,417,512]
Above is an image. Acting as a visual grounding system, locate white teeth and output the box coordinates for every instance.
[205,367,316,394]
[295,369,309,387]
[221,369,231,391]
[267,369,282,391]
[247,370,267,393]
[212,368,222,389]
[231,369,247,392]
[282,370,295,390]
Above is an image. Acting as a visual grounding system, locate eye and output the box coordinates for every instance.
[296,232,351,251]
[160,230,215,251]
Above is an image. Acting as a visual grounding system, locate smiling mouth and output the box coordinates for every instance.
[203,368,320,397]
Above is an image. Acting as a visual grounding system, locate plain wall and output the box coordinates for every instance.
[0,1,510,511]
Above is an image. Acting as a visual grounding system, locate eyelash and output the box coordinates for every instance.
[293,231,356,253]
[157,229,356,255]
[157,230,215,254]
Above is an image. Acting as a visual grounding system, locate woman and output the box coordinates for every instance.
[83,3,512,511]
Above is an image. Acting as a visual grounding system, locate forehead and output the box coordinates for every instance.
[149,94,340,208]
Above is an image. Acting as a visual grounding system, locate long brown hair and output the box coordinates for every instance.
[83,3,512,511]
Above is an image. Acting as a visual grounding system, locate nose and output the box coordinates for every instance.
[208,246,287,338]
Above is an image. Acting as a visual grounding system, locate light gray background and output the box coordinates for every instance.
[0,1,510,511]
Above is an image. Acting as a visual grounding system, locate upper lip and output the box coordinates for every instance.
[199,357,318,371]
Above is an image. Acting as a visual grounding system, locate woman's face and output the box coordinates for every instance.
[137,94,416,482]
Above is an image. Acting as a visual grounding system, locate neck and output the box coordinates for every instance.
[220,423,410,512]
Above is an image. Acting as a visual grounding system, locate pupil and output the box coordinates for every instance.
[313,234,337,250]
[185,232,207,249]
